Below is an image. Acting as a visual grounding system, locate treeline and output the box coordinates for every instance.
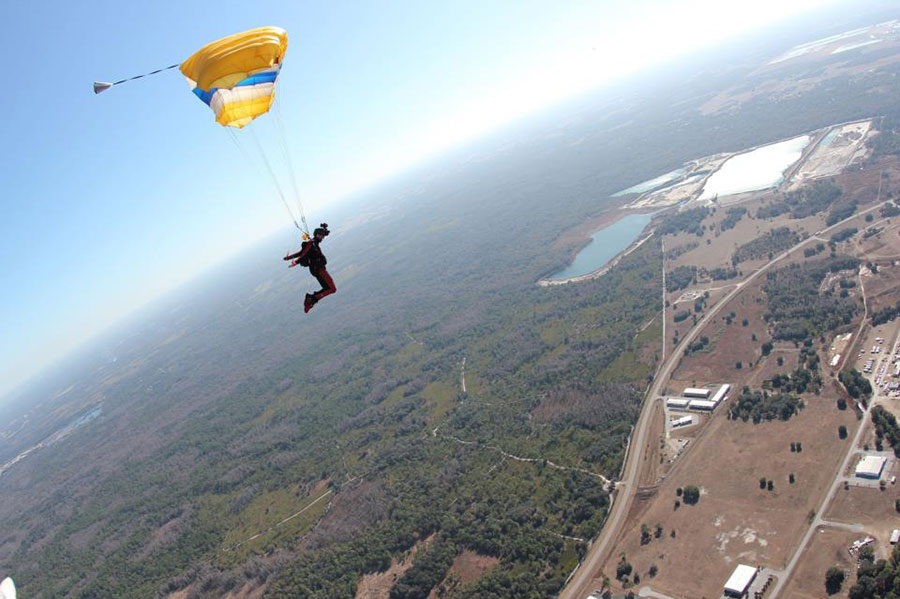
[830,227,858,243]
[720,207,747,231]
[756,180,843,220]
[847,544,900,599]
[880,202,900,218]
[666,265,697,292]
[840,369,873,401]
[872,406,900,458]
[871,300,900,326]
[763,256,860,340]
[728,387,801,423]
[701,266,739,281]
[657,207,709,237]
[826,200,857,226]
[732,227,799,264]
[390,539,457,599]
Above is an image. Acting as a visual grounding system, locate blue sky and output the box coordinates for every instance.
[0,0,837,398]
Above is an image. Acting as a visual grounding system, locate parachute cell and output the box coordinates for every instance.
[0,577,15,599]
[180,27,288,128]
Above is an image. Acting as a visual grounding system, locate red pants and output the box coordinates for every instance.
[310,267,336,301]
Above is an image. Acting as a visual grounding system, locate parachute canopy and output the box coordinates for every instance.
[180,26,288,128]
[0,577,15,599]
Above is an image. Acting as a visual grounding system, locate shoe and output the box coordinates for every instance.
[304,293,316,313]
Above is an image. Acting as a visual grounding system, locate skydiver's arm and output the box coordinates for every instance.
[284,242,312,261]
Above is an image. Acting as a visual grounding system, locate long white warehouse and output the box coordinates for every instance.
[683,387,710,399]
[688,399,717,411]
[666,398,690,409]
[710,384,731,405]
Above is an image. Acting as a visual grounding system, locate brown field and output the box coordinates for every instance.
[355,535,434,599]
[427,550,500,598]
[779,527,859,599]
[826,485,900,555]
[601,383,859,599]
[638,399,666,487]
[668,279,770,393]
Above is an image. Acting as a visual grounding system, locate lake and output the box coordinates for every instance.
[612,168,686,197]
[550,212,652,280]
[699,135,810,200]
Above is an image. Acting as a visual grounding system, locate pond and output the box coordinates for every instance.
[699,135,810,200]
[549,212,652,280]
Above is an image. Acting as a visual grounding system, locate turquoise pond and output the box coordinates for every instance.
[550,213,652,280]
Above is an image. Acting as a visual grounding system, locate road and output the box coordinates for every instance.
[559,199,890,599]
[767,402,870,598]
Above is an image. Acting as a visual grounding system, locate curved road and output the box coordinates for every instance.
[560,199,889,599]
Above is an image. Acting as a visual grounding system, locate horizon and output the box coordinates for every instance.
[0,0,845,401]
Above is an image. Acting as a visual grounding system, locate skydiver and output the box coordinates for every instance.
[284,223,336,313]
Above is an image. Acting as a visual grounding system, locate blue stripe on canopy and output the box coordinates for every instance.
[192,87,215,105]
[235,70,279,87]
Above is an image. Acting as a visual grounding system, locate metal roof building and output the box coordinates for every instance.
[688,399,717,411]
[670,415,692,428]
[683,387,710,398]
[855,455,887,479]
[710,383,731,405]
[666,397,690,409]
[891,529,900,545]
[723,564,757,598]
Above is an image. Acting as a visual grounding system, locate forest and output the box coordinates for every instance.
[763,256,860,341]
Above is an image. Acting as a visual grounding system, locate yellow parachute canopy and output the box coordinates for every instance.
[180,27,288,128]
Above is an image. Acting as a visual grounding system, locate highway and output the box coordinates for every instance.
[560,198,890,599]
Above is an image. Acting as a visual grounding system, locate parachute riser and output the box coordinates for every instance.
[93,63,180,94]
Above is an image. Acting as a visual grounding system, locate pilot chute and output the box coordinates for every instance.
[0,577,16,599]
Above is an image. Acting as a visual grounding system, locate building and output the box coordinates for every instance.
[670,415,692,428]
[710,383,731,405]
[683,387,710,399]
[890,529,899,545]
[723,564,757,598]
[688,399,717,411]
[666,397,690,409]
[855,455,887,479]
[830,354,841,367]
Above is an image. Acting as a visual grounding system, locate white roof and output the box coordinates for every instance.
[671,416,692,425]
[710,384,731,403]
[666,397,690,406]
[855,455,887,477]
[724,564,757,594]
[0,577,15,599]
[689,399,717,409]
[890,529,900,544]
[684,387,710,397]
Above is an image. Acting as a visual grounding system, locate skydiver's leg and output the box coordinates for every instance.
[311,268,337,301]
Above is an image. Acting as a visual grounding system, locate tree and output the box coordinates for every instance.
[837,398,847,410]
[616,557,633,580]
[789,473,795,484]
[760,477,767,489]
[839,425,848,439]
[649,564,658,578]
[767,480,774,491]
[682,486,700,504]
[825,566,844,594]
[640,524,651,545]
